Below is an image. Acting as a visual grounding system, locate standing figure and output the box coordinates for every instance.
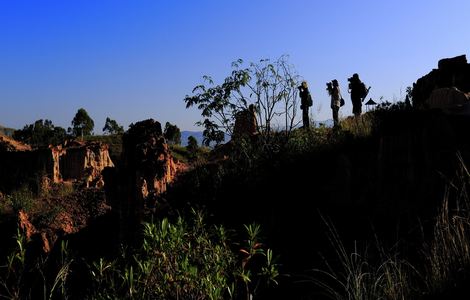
[348,73,367,117]
[327,79,342,127]
[298,81,313,128]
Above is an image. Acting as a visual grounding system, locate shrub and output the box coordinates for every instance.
[7,186,35,213]
[88,211,237,299]
[87,212,279,299]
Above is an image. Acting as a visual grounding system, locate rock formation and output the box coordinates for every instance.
[232,104,258,139]
[0,138,114,192]
[413,55,470,109]
[103,119,178,243]
[58,140,114,187]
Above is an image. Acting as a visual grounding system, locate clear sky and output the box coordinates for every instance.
[1,0,469,132]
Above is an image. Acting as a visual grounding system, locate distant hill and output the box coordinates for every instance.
[0,125,15,137]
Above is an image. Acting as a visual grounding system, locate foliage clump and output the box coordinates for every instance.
[13,119,67,148]
[71,108,94,138]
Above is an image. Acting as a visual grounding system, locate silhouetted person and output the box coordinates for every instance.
[298,81,313,128]
[327,79,343,127]
[348,73,367,117]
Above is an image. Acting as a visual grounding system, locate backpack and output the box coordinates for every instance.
[307,93,313,107]
[359,82,367,98]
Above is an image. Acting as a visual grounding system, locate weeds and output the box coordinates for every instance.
[7,186,35,213]
[0,228,73,300]
[234,223,279,300]
[310,215,416,300]
[87,211,278,299]
[312,156,470,299]
[423,164,470,294]
[339,113,375,138]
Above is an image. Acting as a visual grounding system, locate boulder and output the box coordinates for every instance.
[426,87,470,111]
[413,55,470,110]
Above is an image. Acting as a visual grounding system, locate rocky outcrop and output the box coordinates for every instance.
[0,140,114,192]
[104,119,178,243]
[58,141,114,187]
[413,55,470,109]
[121,119,177,198]
[18,210,37,240]
[426,87,469,110]
[232,104,258,139]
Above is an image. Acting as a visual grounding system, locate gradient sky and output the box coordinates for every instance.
[1,0,469,132]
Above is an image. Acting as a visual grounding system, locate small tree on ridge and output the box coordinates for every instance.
[103,117,124,135]
[184,55,301,146]
[72,108,94,138]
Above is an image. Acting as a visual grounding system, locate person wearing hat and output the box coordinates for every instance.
[298,80,313,128]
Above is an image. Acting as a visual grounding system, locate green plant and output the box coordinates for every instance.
[40,240,73,300]
[88,210,237,299]
[0,227,73,300]
[234,223,279,300]
[0,228,28,299]
[7,186,35,213]
[86,212,280,299]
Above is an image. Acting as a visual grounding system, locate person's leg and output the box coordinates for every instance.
[352,98,361,118]
[303,108,309,128]
[332,107,339,126]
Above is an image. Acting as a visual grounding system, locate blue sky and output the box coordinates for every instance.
[1,0,469,132]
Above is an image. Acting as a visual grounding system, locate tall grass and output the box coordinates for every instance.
[312,156,470,299]
[0,229,71,300]
[423,154,470,294]
[339,113,375,138]
[310,215,417,300]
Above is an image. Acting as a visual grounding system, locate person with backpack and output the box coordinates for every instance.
[298,80,313,128]
[347,73,368,117]
[327,79,343,127]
